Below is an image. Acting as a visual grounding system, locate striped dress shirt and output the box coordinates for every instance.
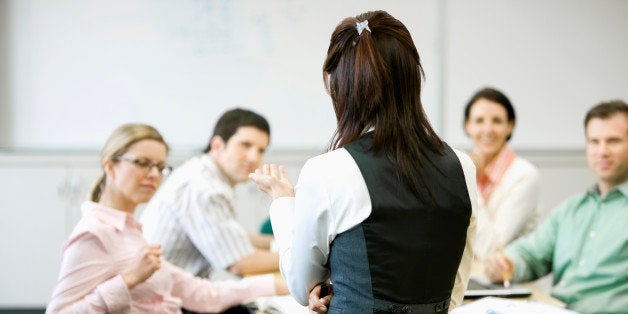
[141,155,254,278]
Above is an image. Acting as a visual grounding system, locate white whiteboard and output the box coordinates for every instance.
[4,0,441,150]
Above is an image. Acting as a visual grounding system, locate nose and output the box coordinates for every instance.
[247,148,262,164]
[481,121,496,133]
[597,142,611,155]
[147,165,161,177]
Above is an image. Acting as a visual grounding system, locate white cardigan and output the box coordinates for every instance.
[474,156,540,260]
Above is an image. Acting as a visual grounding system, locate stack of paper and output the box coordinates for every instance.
[452,297,579,314]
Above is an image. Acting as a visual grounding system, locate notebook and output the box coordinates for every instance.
[464,276,532,299]
[452,296,577,314]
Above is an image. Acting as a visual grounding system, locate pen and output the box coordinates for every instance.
[499,243,511,289]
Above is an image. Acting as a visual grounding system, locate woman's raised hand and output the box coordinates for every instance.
[249,164,295,200]
[122,244,162,289]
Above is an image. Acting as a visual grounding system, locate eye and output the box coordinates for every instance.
[135,159,152,168]
[492,117,505,124]
[161,165,173,176]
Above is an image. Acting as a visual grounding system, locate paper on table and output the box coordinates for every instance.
[464,276,532,299]
[253,295,309,314]
[451,297,578,314]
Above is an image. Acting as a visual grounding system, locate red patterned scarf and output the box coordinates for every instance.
[477,145,515,202]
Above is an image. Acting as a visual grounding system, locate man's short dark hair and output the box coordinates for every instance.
[584,100,628,129]
[203,108,270,153]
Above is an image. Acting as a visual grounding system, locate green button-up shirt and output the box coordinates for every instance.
[505,180,628,314]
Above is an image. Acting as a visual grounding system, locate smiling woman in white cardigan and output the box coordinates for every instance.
[464,87,541,260]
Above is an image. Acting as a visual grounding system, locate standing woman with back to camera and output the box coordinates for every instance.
[251,10,478,314]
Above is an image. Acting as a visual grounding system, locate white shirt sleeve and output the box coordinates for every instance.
[166,262,276,313]
[269,150,371,305]
[269,161,334,305]
[449,149,479,310]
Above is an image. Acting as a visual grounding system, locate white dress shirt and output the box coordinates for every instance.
[269,147,478,310]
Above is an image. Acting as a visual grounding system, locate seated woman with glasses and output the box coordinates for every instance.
[46,123,287,313]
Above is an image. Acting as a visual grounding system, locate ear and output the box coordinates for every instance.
[506,121,515,138]
[209,136,226,154]
[102,158,116,180]
[463,120,471,137]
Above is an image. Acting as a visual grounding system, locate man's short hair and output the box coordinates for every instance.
[203,108,270,153]
[584,100,628,129]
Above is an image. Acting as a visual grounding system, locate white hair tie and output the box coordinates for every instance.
[356,20,371,35]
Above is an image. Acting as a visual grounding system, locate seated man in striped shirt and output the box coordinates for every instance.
[141,108,279,279]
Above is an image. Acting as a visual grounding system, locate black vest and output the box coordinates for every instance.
[327,134,471,313]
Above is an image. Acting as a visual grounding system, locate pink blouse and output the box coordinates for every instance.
[46,201,276,313]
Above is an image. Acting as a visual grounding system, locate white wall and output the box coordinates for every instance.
[0,1,11,147]
[3,0,628,152]
[443,0,628,150]
[2,0,442,151]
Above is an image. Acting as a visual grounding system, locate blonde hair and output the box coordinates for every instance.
[90,123,169,202]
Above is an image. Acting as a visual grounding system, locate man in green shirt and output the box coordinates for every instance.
[485,100,628,314]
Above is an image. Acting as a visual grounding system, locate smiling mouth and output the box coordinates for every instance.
[478,138,497,143]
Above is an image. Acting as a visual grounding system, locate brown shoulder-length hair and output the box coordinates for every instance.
[323,10,444,198]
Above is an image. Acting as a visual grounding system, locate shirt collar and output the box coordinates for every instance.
[81,201,141,232]
[617,180,628,196]
[200,154,235,199]
[587,179,628,199]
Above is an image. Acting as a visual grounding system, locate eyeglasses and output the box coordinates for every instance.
[114,156,173,176]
